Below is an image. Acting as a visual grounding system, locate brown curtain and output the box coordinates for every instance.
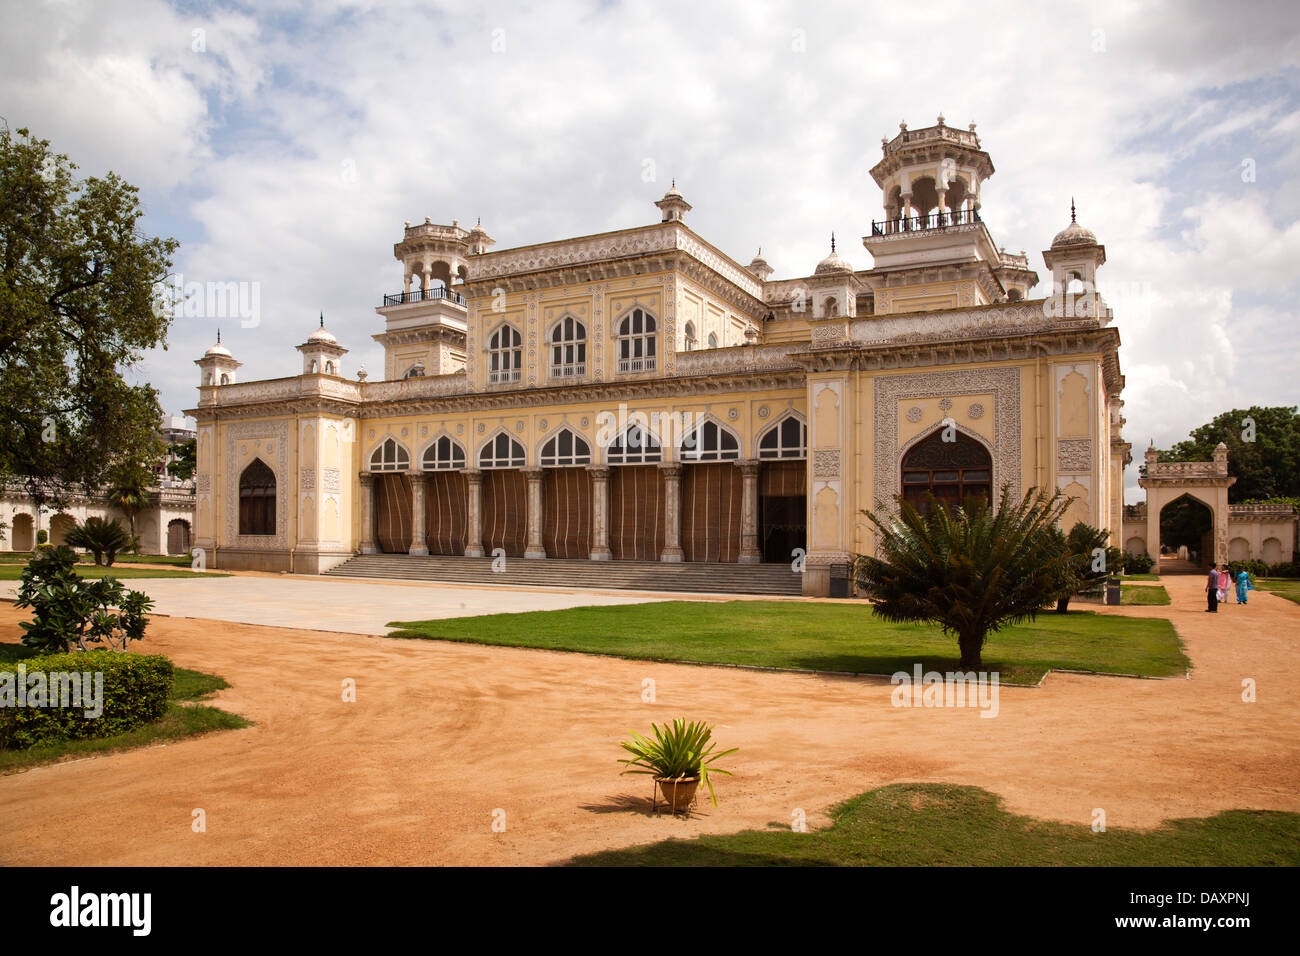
[760,460,806,497]
[425,472,467,555]
[609,465,664,561]
[374,473,413,553]
[682,463,742,562]
[543,468,592,559]
[482,469,527,557]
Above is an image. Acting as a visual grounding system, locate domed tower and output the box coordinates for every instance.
[395,217,472,295]
[297,313,348,376]
[654,181,692,223]
[808,235,861,319]
[195,331,241,387]
[863,117,1021,313]
[1042,201,1108,321]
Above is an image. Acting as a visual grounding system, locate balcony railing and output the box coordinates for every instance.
[487,368,522,385]
[617,356,657,374]
[870,207,981,237]
[550,363,586,379]
[382,286,466,307]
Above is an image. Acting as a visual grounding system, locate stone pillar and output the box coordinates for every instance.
[738,460,761,565]
[589,466,612,561]
[409,473,429,555]
[464,469,484,557]
[1145,500,1160,564]
[659,463,684,562]
[358,472,378,554]
[524,468,546,559]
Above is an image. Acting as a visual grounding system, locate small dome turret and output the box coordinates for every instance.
[814,235,853,275]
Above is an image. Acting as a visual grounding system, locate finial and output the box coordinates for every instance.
[216,328,221,344]
[1070,197,1077,223]
[476,216,481,227]
[319,312,324,328]
[830,232,836,253]
[937,113,945,126]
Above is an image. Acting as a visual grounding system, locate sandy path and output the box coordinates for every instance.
[0,573,1296,865]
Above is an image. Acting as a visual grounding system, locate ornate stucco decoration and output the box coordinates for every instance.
[224,419,290,550]
[1056,438,1092,474]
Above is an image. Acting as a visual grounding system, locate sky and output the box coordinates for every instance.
[3,0,1298,502]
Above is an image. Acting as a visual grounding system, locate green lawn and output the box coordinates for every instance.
[566,783,1300,866]
[0,552,190,566]
[389,600,1188,685]
[1121,572,1160,581]
[0,564,225,580]
[0,642,250,773]
[1255,578,1300,605]
[1121,584,1171,606]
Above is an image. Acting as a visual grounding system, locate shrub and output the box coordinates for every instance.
[13,547,155,654]
[35,529,48,545]
[64,516,131,566]
[1267,561,1300,578]
[1123,552,1156,575]
[1228,560,1269,580]
[619,719,737,807]
[0,651,173,749]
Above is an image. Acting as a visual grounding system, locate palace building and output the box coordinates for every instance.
[187,118,1129,595]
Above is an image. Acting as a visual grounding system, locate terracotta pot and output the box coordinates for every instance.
[656,777,700,814]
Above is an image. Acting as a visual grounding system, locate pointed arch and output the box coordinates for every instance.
[479,429,526,468]
[756,412,807,459]
[368,436,411,472]
[900,425,992,512]
[486,322,523,384]
[547,314,587,379]
[614,304,658,372]
[238,458,277,535]
[539,426,592,467]
[420,433,467,471]
[606,421,662,465]
[680,416,741,462]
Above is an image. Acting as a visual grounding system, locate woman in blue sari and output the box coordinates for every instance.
[1235,569,1254,605]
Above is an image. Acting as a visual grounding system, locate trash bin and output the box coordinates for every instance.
[829,563,850,598]
[1105,578,1122,606]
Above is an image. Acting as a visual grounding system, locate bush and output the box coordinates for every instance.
[1122,552,1156,575]
[0,651,173,749]
[35,529,48,545]
[1267,561,1300,578]
[13,547,155,654]
[64,516,131,566]
[1228,560,1269,580]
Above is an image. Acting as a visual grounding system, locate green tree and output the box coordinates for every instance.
[1048,522,1118,613]
[169,437,196,482]
[854,487,1073,669]
[65,516,131,566]
[104,461,155,545]
[0,126,178,509]
[1161,407,1300,502]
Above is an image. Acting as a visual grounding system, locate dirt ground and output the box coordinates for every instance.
[0,572,1296,866]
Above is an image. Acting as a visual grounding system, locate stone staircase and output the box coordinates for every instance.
[323,554,803,595]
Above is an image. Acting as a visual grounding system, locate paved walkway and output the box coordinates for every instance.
[1,573,677,635]
[0,572,1295,865]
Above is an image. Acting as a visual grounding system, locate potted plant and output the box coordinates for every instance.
[618,719,737,815]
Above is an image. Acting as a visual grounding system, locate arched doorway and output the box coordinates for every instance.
[1159,494,1213,568]
[901,428,993,512]
[10,513,34,551]
[49,513,76,546]
[167,519,191,555]
[239,459,277,535]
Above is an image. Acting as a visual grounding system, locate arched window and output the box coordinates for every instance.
[404,363,425,379]
[549,317,586,378]
[309,360,318,373]
[757,416,807,459]
[901,428,992,513]
[683,321,697,351]
[325,361,335,374]
[488,325,522,384]
[681,420,740,461]
[238,459,276,536]
[607,423,662,464]
[369,438,410,472]
[540,428,592,466]
[707,332,718,348]
[617,308,657,372]
[422,436,466,470]
[219,373,229,385]
[480,433,526,468]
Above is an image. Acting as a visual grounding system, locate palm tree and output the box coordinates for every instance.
[854,486,1074,669]
[65,516,131,566]
[1050,522,1119,613]
[105,467,153,549]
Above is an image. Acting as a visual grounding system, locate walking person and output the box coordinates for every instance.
[1217,565,1231,607]
[1235,567,1254,605]
[1206,564,1219,613]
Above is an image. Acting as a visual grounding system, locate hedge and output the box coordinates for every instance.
[0,652,174,750]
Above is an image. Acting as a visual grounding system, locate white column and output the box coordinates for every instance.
[589,466,612,560]
[464,470,484,557]
[739,460,761,564]
[524,468,546,559]
[659,463,684,562]
[358,472,378,554]
[409,473,429,555]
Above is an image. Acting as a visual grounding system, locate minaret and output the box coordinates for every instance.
[297,313,348,376]
[1042,200,1108,321]
[195,329,241,387]
[654,180,692,223]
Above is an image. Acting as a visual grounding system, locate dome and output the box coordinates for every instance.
[814,241,853,275]
[1051,220,1097,248]
[308,325,337,345]
[204,341,232,358]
